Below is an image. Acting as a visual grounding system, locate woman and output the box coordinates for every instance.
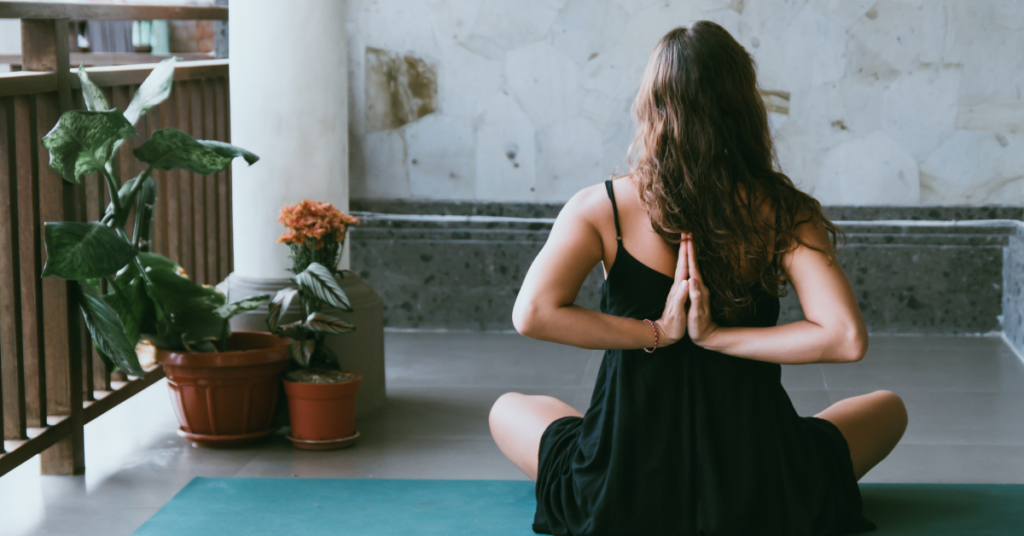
[489,22,908,536]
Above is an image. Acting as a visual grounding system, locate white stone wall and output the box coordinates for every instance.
[347,0,1024,205]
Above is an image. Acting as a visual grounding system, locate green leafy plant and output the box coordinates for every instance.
[40,58,269,376]
[267,200,359,369]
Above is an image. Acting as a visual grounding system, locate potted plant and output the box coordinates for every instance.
[267,200,362,450]
[40,58,288,447]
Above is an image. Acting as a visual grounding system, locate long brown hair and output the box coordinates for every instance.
[629,22,841,325]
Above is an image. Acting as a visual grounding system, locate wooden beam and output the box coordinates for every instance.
[0,52,215,67]
[0,2,228,21]
[0,71,56,97]
[82,366,164,423]
[82,60,229,87]
[53,18,72,112]
[0,60,229,97]
[0,416,71,478]
[20,19,58,71]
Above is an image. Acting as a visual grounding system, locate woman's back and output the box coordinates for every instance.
[530,180,874,536]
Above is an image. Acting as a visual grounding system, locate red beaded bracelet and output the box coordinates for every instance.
[643,319,659,353]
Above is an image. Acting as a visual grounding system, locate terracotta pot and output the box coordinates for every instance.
[283,372,362,450]
[157,331,290,447]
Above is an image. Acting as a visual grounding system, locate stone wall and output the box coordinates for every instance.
[1003,225,1024,355]
[346,0,1024,205]
[349,201,1018,334]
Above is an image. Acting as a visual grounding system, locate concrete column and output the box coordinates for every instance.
[223,1,386,418]
[229,0,349,277]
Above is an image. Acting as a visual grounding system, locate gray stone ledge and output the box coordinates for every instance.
[352,198,1024,222]
[349,213,1019,335]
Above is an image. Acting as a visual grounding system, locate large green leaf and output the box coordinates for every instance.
[293,262,352,312]
[115,253,227,350]
[139,253,226,348]
[213,294,270,320]
[42,109,136,183]
[42,221,137,280]
[80,285,145,377]
[77,63,108,112]
[134,128,259,175]
[124,57,177,126]
[194,139,259,166]
[104,276,151,346]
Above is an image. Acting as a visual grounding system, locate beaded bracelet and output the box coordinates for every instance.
[643,319,659,353]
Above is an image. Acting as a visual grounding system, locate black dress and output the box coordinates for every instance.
[532,181,876,536]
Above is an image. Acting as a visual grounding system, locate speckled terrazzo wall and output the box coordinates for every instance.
[346,0,1024,205]
[348,203,1020,334]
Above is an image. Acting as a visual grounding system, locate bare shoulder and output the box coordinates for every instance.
[791,208,835,254]
[558,182,613,227]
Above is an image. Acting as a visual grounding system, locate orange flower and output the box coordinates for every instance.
[276,199,358,248]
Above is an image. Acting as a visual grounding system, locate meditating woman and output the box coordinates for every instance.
[489,21,908,535]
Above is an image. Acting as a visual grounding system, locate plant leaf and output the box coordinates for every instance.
[213,293,270,320]
[42,221,137,280]
[119,253,227,350]
[276,320,305,340]
[293,262,352,312]
[42,109,137,183]
[196,139,259,166]
[288,339,315,368]
[77,63,108,112]
[124,57,177,126]
[134,128,259,175]
[304,312,355,335]
[132,175,158,251]
[79,284,145,377]
[266,287,298,333]
[103,276,150,346]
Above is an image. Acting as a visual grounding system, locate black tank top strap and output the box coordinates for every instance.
[604,180,622,241]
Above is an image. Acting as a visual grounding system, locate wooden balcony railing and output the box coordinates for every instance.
[0,2,231,477]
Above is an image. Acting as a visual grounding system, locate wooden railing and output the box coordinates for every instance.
[0,2,231,477]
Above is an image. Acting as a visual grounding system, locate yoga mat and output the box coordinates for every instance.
[133,478,1024,535]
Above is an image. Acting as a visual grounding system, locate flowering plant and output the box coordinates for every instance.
[269,200,358,369]
[277,200,360,275]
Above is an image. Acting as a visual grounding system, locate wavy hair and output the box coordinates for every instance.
[628,21,842,325]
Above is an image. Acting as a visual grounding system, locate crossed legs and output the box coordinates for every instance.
[489,390,907,482]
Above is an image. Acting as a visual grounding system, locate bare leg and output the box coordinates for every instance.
[489,392,583,481]
[816,390,908,480]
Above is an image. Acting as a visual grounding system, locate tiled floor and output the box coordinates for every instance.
[2,332,1024,535]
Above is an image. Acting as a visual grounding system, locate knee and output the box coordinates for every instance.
[489,392,524,427]
[873,390,908,432]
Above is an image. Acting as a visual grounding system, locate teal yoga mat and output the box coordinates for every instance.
[133,478,1024,535]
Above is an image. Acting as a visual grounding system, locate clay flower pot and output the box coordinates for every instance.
[157,331,290,447]
[283,371,362,450]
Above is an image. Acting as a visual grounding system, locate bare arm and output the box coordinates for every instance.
[681,218,868,364]
[512,187,659,350]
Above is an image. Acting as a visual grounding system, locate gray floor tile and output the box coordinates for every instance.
[3,331,1024,536]
[860,444,1024,484]
[234,436,528,481]
[781,364,827,391]
[385,331,593,388]
[358,385,577,440]
[8,506,159,536]
[829,389,1024,446]
[822,335,1024,392]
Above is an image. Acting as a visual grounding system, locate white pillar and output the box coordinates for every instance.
[229,0,348,278]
